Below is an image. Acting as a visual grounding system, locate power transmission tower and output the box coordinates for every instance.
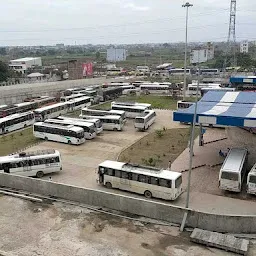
[224,0,237,71]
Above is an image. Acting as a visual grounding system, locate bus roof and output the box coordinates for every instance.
[112,104,148,110]
[15,102,35,107]
[0,111,34,123]
[83,115,121,120]
[136,110,155,118]
[67,96,91,103]
[99,160,181,180]
[34,102,67,113]
[221,148,248,173]
[34,122,83,132]
[46,118,94,128]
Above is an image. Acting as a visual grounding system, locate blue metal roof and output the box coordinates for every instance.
[173,91,256,127]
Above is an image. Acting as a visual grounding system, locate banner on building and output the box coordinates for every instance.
[82,63,93,76]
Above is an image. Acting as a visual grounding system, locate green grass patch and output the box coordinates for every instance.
[118,128,199,168]
[116,95,178,110]
[0,128,40,156]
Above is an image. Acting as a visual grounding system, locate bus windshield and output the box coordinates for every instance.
[221,172,238,181]
[249,175,256,184]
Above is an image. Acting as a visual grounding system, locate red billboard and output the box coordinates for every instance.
[82,62,93,77]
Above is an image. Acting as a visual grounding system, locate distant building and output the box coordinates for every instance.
[240,41,249,53]
[9,57,42,74]
[190,43,215,64]
[107,48,127,62]
[56,43,65,49]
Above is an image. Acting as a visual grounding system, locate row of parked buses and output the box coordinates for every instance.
[0,96,91,135]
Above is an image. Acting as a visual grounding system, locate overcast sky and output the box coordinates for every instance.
[0,0,255,46]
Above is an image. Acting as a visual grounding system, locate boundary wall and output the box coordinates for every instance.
[0,173,255,234]
[0,77,120,105]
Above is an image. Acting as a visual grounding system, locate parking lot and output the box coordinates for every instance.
[23,109,256,215]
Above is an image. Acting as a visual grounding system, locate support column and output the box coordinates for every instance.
[199,123,204,146]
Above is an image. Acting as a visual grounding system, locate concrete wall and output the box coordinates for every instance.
[0,173,255,233]
[0,77,120,105]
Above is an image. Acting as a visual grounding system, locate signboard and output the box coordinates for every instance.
[82,63,93,77]
[243,78,253,83]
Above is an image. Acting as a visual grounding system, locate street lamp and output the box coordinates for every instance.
[182,2,193,100]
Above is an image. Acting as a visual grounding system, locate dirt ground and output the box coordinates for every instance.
[1,196,253,256]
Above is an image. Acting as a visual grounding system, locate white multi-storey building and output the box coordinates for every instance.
[107,48,127,62]
[240,41,249,53]
[9,57,42,74]
[190,43,215,64]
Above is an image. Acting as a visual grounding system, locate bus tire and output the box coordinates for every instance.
[36,171,44,178]
[144,190,152,199]
[68,140,71,145]
[113,128,118,131]
[24,124,27,128]
[105,182,112,189]
[45,137,48,141]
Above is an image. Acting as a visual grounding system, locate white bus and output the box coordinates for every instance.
[60,93,85,102]
[34,102,68,121]
[169,68,191,76]
[98,160,182,200]
[0,105,7,109]
[33,122,85,145]
[111,103,150,118]
[0,112,35,134]
[57,116,103,134]
[44,119,96,140]
[135,110,156,131]
[66,96,91,112]
[219,148,248,192]
[0,149,62,178]
[187,84,221,96]
[177,100,195,110]
[80,108,126,122]
[140,84,170,94]
[247,164,256,195]
[199,68,219,76]
[82,115,124,131]
[111,101,152,109]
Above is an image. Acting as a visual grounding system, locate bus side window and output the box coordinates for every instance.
[107,168,114,176]
[159,179,171,188]
[115,170,121,178]
[121,171,128,179]
[132,173,138,181]
[138,175,149,183]
[150,177,159,185]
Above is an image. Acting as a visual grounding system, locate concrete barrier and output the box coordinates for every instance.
[0,173,255,234]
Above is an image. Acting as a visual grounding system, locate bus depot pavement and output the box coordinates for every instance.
[24,110,256,216]
[1,196,249,256]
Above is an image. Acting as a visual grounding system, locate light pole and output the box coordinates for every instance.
[182,2,193,100]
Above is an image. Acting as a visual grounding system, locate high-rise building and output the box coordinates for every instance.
[190,43,214,64]
[107,48,127,62]
[240,41,249,53]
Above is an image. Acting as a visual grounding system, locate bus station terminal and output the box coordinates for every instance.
[173,91,256,213]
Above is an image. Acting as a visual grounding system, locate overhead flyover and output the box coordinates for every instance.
[173,91,256,128]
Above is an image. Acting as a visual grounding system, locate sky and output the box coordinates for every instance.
[0,0,255,46]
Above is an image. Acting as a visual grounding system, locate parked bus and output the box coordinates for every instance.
[0,149,62,178]
[80,108,126,121]
[34,102,68,121]
[0,104,30,118]
[111,101,152,109]
[198,68,219,76]
[66,96,91,112]
[60,93,85,102]
[169,68,191,76]
[247,163,256,195]
[140,84,169,94]
[44,118,96,140]
[25,96,57,107]
[187,84,221,96]
[0,112,35,134]
[219,148,248,192]
[177,100,195,110]
[98,160,182,200]
[98,87,123,101]
[0,105,7,109]
[111,103,150,118]
[81,115,124,131]
[57,116,103,134]
[33,122,85,145]
[135,110,156,131]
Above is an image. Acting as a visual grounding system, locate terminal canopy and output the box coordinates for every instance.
[173,91,256,127]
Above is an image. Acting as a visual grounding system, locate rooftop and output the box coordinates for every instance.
[10,57,41,62]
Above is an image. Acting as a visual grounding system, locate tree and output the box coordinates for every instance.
[96,51,100,60]
[0,47,7,55]
[0,61,9,82]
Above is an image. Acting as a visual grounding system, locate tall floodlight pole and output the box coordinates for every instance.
[182,2,193,100]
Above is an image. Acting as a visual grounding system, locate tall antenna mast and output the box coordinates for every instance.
[224,0,237,71]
